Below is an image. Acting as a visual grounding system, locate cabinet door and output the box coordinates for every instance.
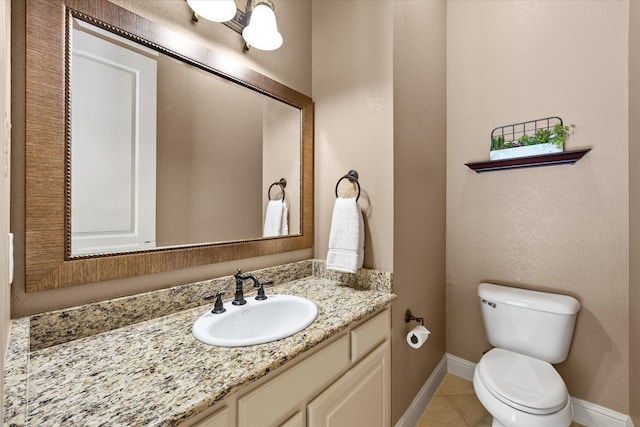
[238,335,350,427]
[280,411,304,427]
[307,341,390,427]
[190,406,231,427]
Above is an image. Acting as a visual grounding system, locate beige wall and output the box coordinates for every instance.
[1,0,11,412]
[263,100,302,236]
[312,0,394,273]
[156,55,263,245]
[312,1,447,423]
[629,0,640,423]
[446,0,630,414]
[392,0,447,423]
[10,0,312,317]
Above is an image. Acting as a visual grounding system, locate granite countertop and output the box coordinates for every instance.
[4,261,395,426]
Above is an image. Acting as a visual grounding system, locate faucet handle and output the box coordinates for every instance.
[255,280,274,301]
[254,280,274,289]
[203,291,226,314]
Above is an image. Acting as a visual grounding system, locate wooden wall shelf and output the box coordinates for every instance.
[465,148,591,173]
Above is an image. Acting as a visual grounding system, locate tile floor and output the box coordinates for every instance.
[416,374,585,427]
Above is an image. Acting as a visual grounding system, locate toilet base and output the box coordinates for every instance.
[473,366,573,427]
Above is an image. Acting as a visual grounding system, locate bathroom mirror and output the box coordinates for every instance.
[69,18,301,256]
[24,0,313,292]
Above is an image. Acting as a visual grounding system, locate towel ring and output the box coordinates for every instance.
[268,178,287,201]
[335,170,360,201]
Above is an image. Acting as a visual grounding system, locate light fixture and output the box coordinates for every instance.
[187,0,283,51]
[242,0,283,51]
[186,0,237,23]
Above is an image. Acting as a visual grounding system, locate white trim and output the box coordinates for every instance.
[572,396,635,427]
[446,352,475,381]
[394,354,447,427]
[443,353,635,427]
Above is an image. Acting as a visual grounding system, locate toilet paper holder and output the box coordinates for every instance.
[405,309,424,326]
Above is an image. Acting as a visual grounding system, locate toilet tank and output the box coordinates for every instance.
[478,283,580,364]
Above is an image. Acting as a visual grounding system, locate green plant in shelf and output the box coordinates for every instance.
[533,128,551,144]
[491,123,570,151]
[518,134,534,146]
[491,135,506,150]
[547,123,570,148]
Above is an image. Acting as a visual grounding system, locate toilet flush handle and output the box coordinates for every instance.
[481,299,497,308]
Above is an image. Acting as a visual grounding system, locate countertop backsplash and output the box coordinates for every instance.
[28,260,391,352]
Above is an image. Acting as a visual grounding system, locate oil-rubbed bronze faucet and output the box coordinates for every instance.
[202,291,226,314]
[233,270,273,304]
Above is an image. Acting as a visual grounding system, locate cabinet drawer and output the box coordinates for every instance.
[350,308,390,362]
[238,334,350,427]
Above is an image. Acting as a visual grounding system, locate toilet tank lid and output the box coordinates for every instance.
[478,283,580,315]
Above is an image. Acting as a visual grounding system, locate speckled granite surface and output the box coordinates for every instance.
[29,260,315,352]
[3,319,28,427]
[4,261,394,426]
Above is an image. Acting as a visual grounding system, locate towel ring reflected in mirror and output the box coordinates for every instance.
[268,178,287,201]
[335,170,361,201]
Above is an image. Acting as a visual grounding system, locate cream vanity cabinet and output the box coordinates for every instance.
[184,307,391,427]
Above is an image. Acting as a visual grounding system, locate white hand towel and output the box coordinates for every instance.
[281,201,289,235]
[326,197,364,273]
[264,200,287,237]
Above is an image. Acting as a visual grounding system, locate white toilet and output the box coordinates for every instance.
[473,283,581,427]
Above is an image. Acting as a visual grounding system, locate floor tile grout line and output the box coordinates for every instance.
[444,395,476,427]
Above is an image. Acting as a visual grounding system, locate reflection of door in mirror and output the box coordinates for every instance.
[70,19,158,256]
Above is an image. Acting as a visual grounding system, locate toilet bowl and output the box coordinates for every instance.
[474,283,580,427]
[473,348,573,427]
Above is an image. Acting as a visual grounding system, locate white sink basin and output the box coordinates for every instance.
[192,294,318,347]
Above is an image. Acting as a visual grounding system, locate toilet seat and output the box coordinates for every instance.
[477,348,568,415]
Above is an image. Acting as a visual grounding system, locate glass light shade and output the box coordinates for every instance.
[242,2,283,51]
[187,0,237,23]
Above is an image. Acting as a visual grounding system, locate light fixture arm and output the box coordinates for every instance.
[187,0,282,52]
[222,0,252,35]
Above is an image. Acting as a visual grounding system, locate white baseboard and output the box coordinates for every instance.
[445,352,475,381]
[394,354,448,427]
[571,396,635,427]
[444,353,635,427]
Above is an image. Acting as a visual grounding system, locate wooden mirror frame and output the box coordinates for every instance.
[24,0,313,292]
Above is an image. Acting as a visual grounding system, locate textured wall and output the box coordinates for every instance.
[312,1,447,423]
[392,0,447,423]
[446,0,630,412]
[629,0,640,423]
[312,0,394,273]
